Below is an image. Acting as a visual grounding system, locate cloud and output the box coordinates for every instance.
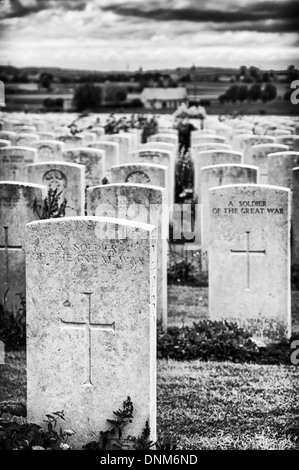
[100,0,299,33]
[0,0,298,70]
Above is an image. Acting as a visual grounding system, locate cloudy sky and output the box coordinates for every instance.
[0,0,298,71]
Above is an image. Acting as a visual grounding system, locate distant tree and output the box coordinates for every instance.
[287,65,299,83]
[39,73,53,91]
[43,98,53,109]
[237,84,248,102]
[105,85,127,104]
[218,94,227,104]
[283,89,292,101]
[55,98,64,109]
[72,84,102,112]
[263,83,277,101]
[248,83,262,101]
[225,84,239,103]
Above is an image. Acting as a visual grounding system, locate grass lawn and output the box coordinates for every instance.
[1,285,299,450]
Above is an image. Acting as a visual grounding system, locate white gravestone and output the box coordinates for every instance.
[87,183,168,331]
[200,164,259,270]
[14,133,40,147]
[209,184,291,344]
[0,146,37,182]
[276,135,299,150]
[28,162,85,216]
[291,167,299,267]
[87,141,120,176]
[31,140,65,162]
[194,150,242,203]
[132,149,175,207]
[247,144,289,184]
[63,147,105,187]
[0,140,11,148]
[268,151,299,189]
[26,216,157,449]
[242,136,276,161]
[104,134,133,164]
[0,131,17,143]
[110,163,168,194]
[0,182,46,312]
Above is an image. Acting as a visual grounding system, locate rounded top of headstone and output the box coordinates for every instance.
[111,162,168,170]
[0,181,47,189]
[208,183,291,193]
[201,163,259,171]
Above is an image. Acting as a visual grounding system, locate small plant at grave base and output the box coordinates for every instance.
[0,409,75,450]
[83,397,178,450]
[0,293,26,349]
[33,188,67,219]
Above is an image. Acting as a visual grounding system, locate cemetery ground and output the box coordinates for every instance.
[1,284,299,450]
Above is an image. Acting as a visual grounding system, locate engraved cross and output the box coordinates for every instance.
[230,231,266,290]
[60,292,115,386]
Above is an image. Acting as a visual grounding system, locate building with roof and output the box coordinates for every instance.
[141,87,187,110]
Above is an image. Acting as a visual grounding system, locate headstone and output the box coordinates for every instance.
[276,135,299,151]
[18,125,36,134]
[0,139,11,148]
[63,147,105,187]
[292,167,299,267]
[87,183,168,330]
[209,184,291,344]
[90,127,105,139]
[246,144,289,183]
[28,162,85,216]
[0,146,37,181]
[0,182,46,311]
[87,141,119,174]
[192,143,231,159]
[14,133,40,146]
[31,140,65,162]
[148,133,178,148]
[57,134,85,148]
[0,131,17,143]
[104,134,134,164]
[26,216,157,449]
[140,142,176,154]
[110,163,168,194]
[133,149,175,206]
[192,135,226,146]
[35,131,56,140]
[242,136,276,161]
[200,164,259,270]
[268,151,299,189]
[194,150,242,203]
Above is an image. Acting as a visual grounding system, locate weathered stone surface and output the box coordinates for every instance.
[110,163,168,193]
[246,144,289,184]
[0,182,47,312]
[199,164,259,270]
[14,133,40,147]
[208,184,291,343]
[132,149,175,207]
[0,139,11,148]
[87,183,168,330]
[31,140,65,162]
[276,135,299,150]
[63,147,105,187]
[104,134,133,164]
[87,141,120,175]
[194,150,242,203]
[0,146,37,181]
[27,162,85,216]
[26,216,157,449]
[268,151,299,189]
